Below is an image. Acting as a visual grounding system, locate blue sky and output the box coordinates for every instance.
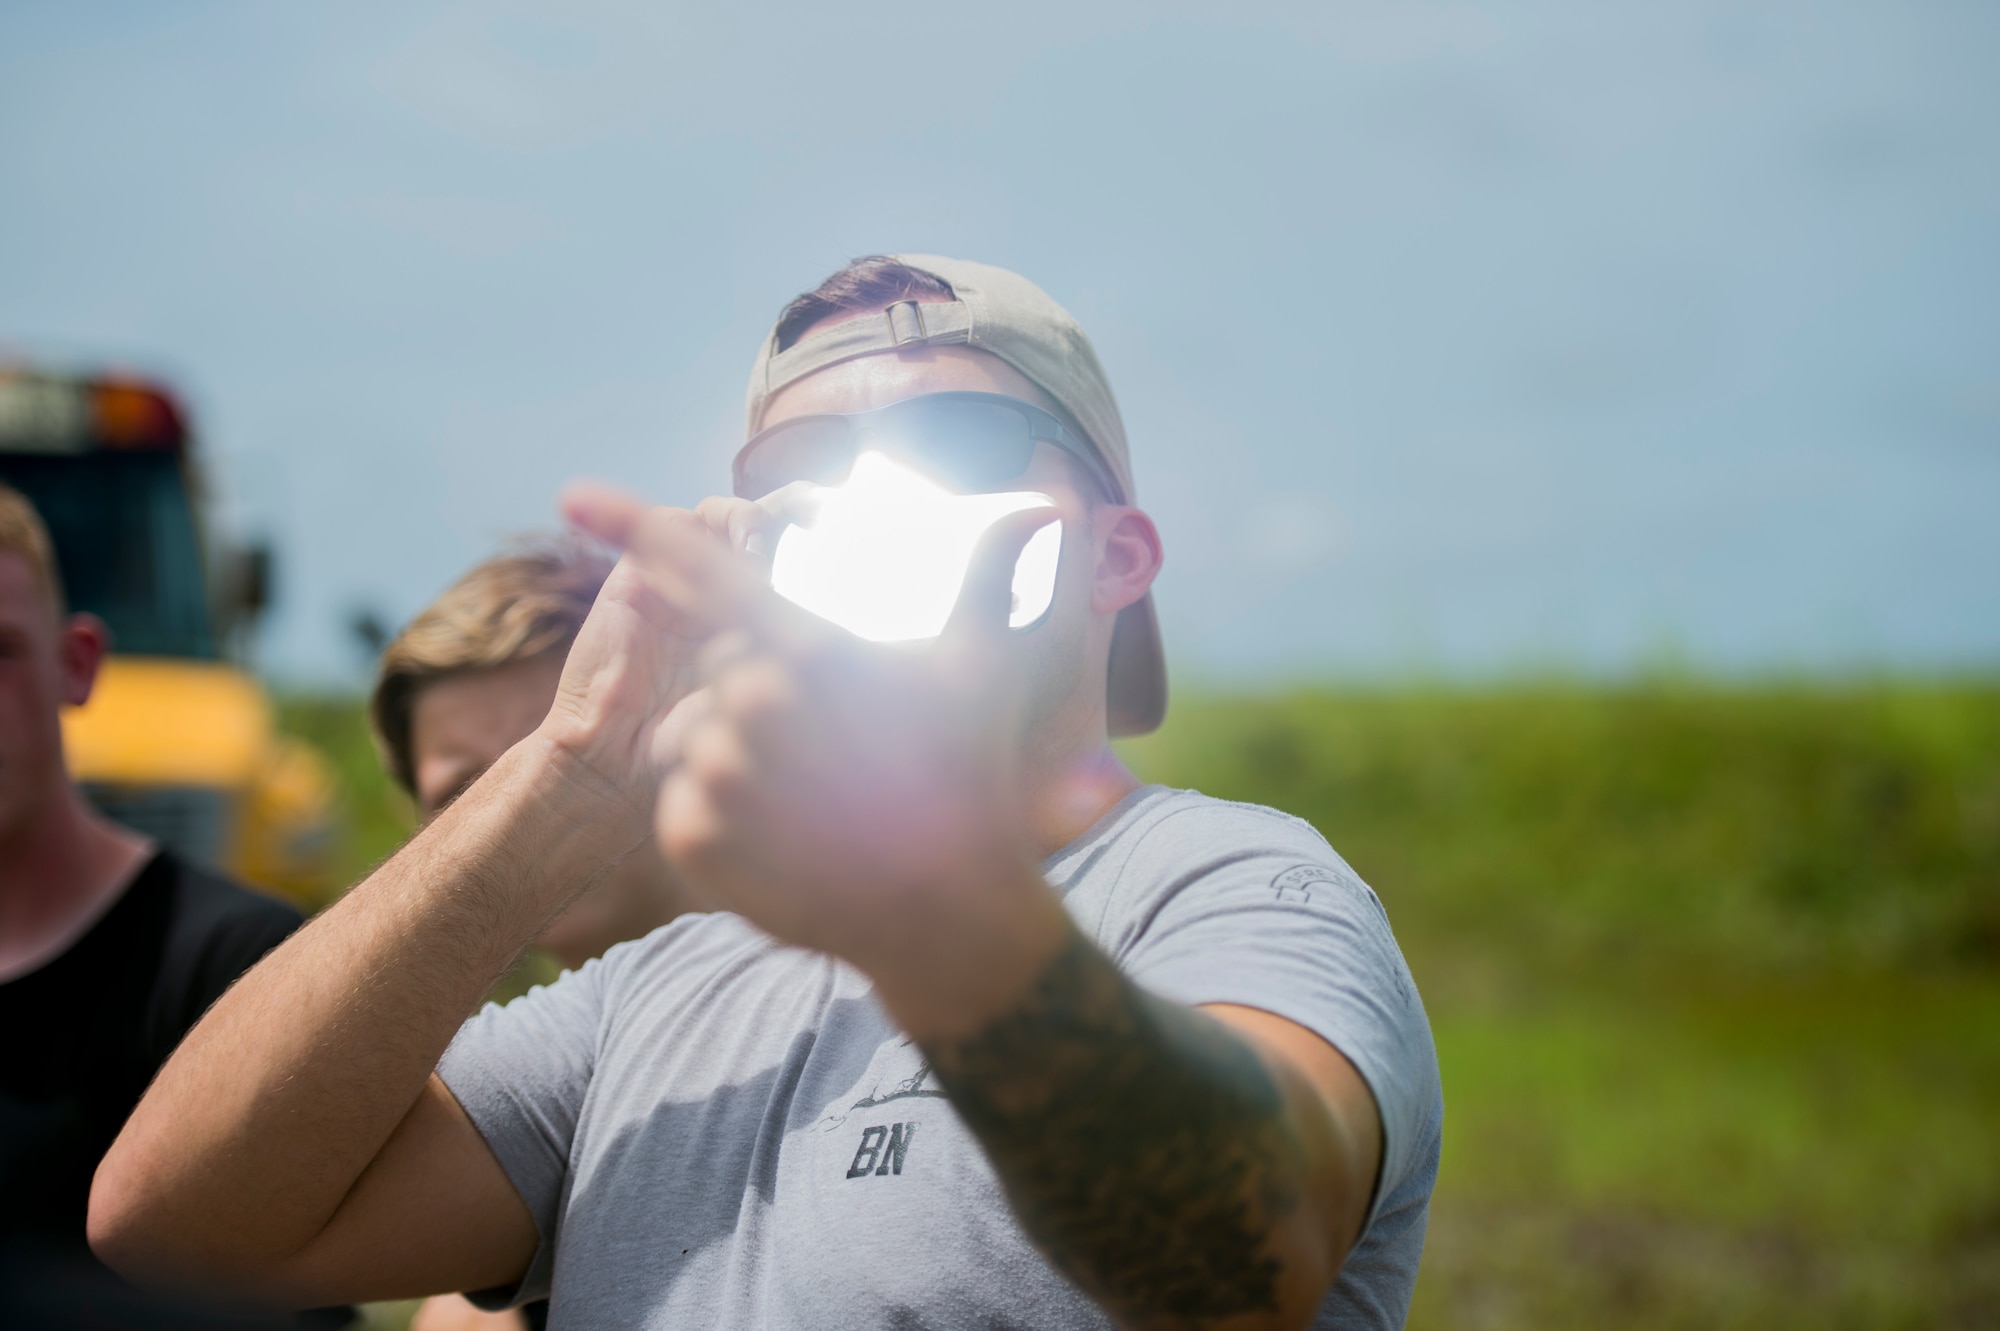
[3,0,1995,686]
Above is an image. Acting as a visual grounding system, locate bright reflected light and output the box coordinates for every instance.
[770,451,1061,642]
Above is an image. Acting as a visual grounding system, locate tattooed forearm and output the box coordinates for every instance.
[923,928,1310,1330]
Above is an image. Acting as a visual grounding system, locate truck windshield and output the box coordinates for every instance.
[0,451,215,659]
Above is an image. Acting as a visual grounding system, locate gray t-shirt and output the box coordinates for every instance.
[440,785,1442,1329]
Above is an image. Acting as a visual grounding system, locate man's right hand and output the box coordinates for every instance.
[87,495,762,1309]
[538,493,796,825]
[538,516,715,820]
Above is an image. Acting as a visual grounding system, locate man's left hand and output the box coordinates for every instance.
[563,487,1072,1032]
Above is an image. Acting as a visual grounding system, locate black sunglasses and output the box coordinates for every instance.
[733,391,1115,502]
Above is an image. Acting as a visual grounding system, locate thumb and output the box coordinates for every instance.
[941,505,1061,648]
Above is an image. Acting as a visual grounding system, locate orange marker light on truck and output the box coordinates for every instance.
[92,379,186,450]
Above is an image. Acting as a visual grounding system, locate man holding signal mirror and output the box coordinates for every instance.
[91,256,1442,1330]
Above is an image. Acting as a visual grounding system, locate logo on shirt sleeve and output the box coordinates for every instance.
[1271,863,1349,903]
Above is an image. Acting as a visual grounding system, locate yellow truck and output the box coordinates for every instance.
[0,365,337,906]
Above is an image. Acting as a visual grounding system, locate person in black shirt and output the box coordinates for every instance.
[0,483,344,1327]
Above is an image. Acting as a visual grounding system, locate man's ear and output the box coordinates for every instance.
[58,613,112,709]
[1089,506,1163,616]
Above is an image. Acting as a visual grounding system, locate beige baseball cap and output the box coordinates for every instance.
[742,254,1167,736]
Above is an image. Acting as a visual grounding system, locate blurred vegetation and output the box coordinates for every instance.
[277,696,416,886]
[1123,681,2000,1329]
[280,681,2000,1329]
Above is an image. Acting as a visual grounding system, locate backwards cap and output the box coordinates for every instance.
[742,254,1166,735]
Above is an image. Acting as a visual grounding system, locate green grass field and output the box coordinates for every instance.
[280,681,2000,1328]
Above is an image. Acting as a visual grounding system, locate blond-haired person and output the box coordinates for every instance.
[371,539,686,975]
[373,541,688,1331]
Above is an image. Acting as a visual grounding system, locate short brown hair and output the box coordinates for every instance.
[0,483,65,614]
[772,255,955,353]
[369,537,613,795]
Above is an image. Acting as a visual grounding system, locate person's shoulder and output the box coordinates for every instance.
[600,909,765,963]
[1069,786,1387,932]
[1112,786,1352,871]
[139,851,306,1059]
[577,909,782,991]
[154,850,306,941]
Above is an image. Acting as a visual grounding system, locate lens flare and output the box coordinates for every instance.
[770,451,1061,642]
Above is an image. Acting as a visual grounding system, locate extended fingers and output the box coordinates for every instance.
[695,495,776,559]
[710,653,798,752]
[566,488,783,639]
[669,637,799,796]
[656,765,730,894]
[697,485,821,563]
[754,481,821,539]
[648,684,716,774]
[564,484,715,597]
[653,656,795,906]
[561,482,652,551]
[680,707,755,804]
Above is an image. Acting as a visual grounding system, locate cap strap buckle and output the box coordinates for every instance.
[884,300,928,347]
